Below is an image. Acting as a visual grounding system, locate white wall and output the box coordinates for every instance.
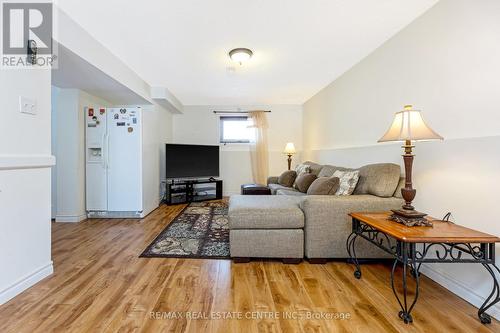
[159,104,174,183]
[51,87,112,222]
[0,69,54,304]
[303,0,500,318]
[51,88,59,218]
[173,105,303,195]
[141,103,173,215]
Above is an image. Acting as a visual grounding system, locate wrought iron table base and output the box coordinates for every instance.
[347,218,500,324]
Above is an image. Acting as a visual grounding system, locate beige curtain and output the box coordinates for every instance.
[247,111,269,184]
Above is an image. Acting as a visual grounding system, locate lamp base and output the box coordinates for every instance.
[287,155,293,171]
[390,209,432,227]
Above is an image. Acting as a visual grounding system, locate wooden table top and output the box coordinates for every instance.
[349,212,500,243]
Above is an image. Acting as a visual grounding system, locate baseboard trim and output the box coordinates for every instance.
[0,154,55,170]
[55,214,87,223]
[420,265,500,320]
[142,200,160,218]
[0,262,53,304]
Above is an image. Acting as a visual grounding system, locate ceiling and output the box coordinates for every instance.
[57,0,438,105]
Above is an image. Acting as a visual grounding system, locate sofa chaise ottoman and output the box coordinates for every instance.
[229,195,304,263]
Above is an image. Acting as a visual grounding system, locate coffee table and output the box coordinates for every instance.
[347,212,500,324]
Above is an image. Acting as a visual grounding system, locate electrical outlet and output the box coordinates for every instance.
[19,96,37,115]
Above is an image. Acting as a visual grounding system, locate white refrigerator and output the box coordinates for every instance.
[85,106,144,218]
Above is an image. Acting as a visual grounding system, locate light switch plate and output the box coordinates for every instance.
[19,96,37,115]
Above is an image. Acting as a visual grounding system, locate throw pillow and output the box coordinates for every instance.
[294,163,311,178]
[332,170,360,195]
[353,163,401,197]
[294,173,317,193]
[307,177,340,195]
[278,170,297,187]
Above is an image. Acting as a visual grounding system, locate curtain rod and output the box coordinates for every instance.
[212,110,271,114]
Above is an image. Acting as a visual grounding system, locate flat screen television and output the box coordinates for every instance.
[165,144,219,179]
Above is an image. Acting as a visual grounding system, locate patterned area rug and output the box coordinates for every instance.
[140,200,229,259]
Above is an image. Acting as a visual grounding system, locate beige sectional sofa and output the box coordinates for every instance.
[229,161,404,261]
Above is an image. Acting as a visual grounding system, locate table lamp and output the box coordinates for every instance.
[378,105,443,226]
[283,142,296,170]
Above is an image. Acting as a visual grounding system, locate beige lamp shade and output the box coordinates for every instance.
[284,142,296,154]
[378,105,443,142]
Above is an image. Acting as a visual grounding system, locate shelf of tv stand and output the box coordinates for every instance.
[165,179,223,205]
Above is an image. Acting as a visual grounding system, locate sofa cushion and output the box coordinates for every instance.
[317,165,351,178]
[230,229,304,258]
[294,173,317,193]
[353,163,401,197]
[278,170,297,187]
[333,170,359,195]
[268,183,297,194]
[276,189,307,196]
[229,195,304,229]
[307,177,340,195]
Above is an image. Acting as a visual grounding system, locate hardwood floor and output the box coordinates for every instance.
[0,202,498,332]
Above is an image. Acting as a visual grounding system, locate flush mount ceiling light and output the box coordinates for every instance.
[229,48,253,64]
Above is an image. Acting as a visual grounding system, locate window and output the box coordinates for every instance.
[219,116,254,143]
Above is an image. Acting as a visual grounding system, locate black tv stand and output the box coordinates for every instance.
[165,179,223,205]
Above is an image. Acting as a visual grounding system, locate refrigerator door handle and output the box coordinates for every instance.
[101,133,106,169]
[106,133,110,170]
